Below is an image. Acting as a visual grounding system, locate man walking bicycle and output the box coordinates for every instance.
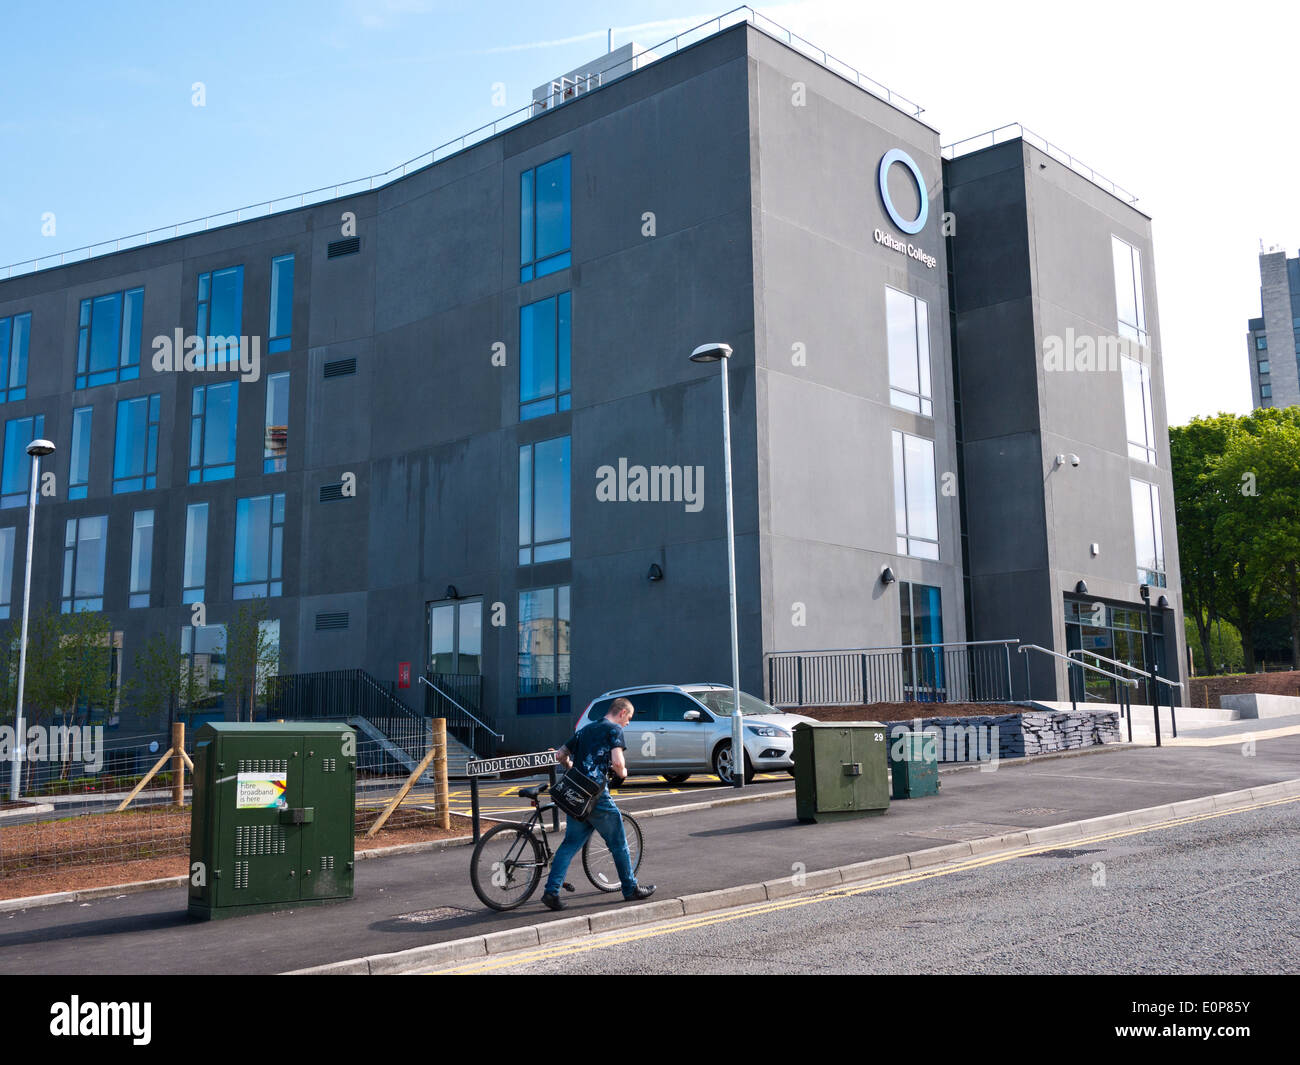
[542,697,655,910]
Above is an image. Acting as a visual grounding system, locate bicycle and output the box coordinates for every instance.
[470,783,643,911]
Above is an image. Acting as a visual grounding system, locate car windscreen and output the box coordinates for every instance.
[689,689,785,717]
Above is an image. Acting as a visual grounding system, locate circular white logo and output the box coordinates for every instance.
[878,148,929,235]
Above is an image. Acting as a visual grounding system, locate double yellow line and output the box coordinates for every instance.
[427,794,1300,974]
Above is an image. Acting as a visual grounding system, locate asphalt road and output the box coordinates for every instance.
[436,796,1300,975]
[2,738,1297,974]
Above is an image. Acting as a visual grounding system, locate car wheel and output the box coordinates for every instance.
[712,741,755,785]
[662,773,691,784]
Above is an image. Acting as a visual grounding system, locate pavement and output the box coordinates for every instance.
[1,734,1298,975]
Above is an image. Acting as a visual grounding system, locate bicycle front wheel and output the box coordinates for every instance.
[582,812,643,893]
[471,823,544,911]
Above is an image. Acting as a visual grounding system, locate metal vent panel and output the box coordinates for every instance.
[315,611,349,631]
[327,236,360,258]
[319,483,345,503]
[323,357,356,379]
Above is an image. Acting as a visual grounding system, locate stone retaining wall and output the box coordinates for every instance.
[1188,670,1300,709]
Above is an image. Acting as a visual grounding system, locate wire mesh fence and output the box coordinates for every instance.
[0,720,460,900]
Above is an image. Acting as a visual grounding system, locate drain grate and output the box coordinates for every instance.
[394,907,474,923]
[1036,848,1100,859]
[1011,808,1062,817]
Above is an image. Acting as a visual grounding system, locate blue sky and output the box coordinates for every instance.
[3,0,1297,423]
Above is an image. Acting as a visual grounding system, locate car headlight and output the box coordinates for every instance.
[746,725,790,738]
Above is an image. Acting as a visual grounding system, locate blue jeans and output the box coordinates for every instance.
[545,790,638,898]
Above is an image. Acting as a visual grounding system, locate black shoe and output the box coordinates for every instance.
[623,884,656,902]
[541,892,565,911]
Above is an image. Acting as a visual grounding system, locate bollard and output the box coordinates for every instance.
[171,722,185,807]
[433,718,450,831]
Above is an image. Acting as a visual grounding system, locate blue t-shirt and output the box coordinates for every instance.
[563,718,626,784]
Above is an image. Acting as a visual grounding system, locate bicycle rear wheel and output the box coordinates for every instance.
[582,812,643,893]
[471,823,544,911]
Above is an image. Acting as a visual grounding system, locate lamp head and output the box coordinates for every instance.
[1139,583,1150,602]
[690,342,733,363]
[26,439,55,458]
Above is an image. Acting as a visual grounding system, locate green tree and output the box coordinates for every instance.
[225,603,280,721]
[1213,408,1300,668]
[128,630,188,729]
[1184,612,1244,674]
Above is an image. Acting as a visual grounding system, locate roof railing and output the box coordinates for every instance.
[941,122,1140,206]
[1,6,924,282]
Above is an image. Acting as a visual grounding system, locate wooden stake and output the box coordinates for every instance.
[171,722,185,807]
[365,740,439,838]
[433,718,450,831]
[115,748,174,813]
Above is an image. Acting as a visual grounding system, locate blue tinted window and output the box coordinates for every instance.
[61,514,107,613]
[2,414,46,508]
[520,155,571,282]
[76,288,142,389]
[69,406,93,500]
[129,509,153,608]
[0,526,13,619]
[197,265,244,367]
[0,312,31,402]
[520,292,571,419]
[114,394,160,493]
[518,436,570,564]
[183,502,208,604]
[517,585,570,712]
[269,255,294,353]
[264,372,289,473]
[234,492,285,598]
[190,382,238,482]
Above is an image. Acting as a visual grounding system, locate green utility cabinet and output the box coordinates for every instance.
[793,721,889,823]
[189,722,356,920]
[890,729,941,799]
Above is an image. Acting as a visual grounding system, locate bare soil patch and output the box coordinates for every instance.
[0,806,472,901]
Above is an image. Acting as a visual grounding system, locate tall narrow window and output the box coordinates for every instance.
[2,414,46,509]
[519,436,571,564]
[234,492,285,599]
[1121,355,1157,464]
[190,382,238,482]
[900,582,945,699]
[181,624,227,712]
[1131,478,1166,587]
[520,154,571,282]
[264,372,289,473]
[892,430,939,560]
[69,406,93,500]
[0,526,14,619]
[0,312,31,402]
[183,502,208,604]
[129,509,154,608]
[1111,236,1147,345]
[886,287,932,416]
[428,598,483,675]
[62,515,107,612]
[268,254,294,353]
[197,265,244,367]
[113,393,160,493]
[517,584,571,715]
[76,287,143,388]
[520,292,571,419]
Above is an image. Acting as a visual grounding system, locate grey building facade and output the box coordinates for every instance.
[1246,249,1300,410]
[0,19,1185,752]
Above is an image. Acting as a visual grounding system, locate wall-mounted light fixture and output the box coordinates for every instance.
[647,563,664,582]
[444,585,459,600]
[1075,580,1088,595]
[880,565,896,586]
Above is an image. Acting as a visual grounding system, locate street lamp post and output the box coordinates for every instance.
[689,343,744,788]
[10,438,56,801]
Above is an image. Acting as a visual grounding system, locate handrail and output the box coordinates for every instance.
[420,675,505,741]
[941,122,1140,205]
[1068,648,1183,690]
[769,639,1018,655]
[1018,644,1137,687]
[1,6,924,281]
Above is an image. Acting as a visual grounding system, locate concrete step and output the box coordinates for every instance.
[1032,701,1239,729]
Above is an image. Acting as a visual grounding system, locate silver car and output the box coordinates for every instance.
[576,683,815,784]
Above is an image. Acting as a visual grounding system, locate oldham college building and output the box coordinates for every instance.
[0,14,1183,753]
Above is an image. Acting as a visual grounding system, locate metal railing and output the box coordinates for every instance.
[1018,644,1147,744]
[1,6,924,281]
[420,674,503,757]
[766,639,1018,708]
[1069,648,1183,741]
[941,123,1140,205]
